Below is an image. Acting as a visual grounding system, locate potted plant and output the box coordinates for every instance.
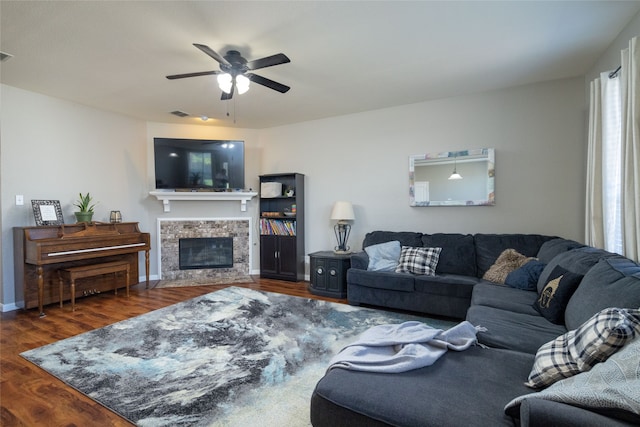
[74,192,97,223]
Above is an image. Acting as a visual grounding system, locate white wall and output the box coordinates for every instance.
[1,85,148,308]
[586,12,640,83]
[260,77,586,256]
[1,77,585,309]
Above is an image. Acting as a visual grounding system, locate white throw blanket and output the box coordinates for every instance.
[328,320,484,373]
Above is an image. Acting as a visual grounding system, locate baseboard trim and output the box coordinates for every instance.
[2,302,20,312]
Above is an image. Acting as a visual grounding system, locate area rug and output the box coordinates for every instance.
[21,286,455,426]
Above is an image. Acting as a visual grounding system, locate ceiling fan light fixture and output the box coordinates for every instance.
[236,74,250,94]
[217,73,232,94]
[167,44,290,101]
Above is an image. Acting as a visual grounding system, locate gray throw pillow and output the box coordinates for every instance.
[365,240,401,271]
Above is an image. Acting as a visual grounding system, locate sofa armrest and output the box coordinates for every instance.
[350,252,368,270]
[519,398,637,427]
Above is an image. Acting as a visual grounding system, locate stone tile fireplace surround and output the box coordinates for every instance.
[157,218,251,283]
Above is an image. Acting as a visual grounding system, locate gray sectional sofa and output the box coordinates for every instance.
[310,231,640,426]
[346,232,569,319]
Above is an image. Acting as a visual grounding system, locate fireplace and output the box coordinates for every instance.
[158,218,251,282]
[179,237,233,270]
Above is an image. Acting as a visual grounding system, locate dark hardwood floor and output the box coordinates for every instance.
[0,277,347,426]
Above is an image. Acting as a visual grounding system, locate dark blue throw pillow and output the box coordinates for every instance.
[505,260,546,291]
[533,266,584,325]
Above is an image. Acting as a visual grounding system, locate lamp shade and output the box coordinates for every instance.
[217,73,232,94]
[331,201,355,221]
[236,74,250,94]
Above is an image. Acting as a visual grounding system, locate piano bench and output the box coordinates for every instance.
[58,261,131,311]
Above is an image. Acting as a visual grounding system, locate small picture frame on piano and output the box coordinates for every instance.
[31,200,64,226]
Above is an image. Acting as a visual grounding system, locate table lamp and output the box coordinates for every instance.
[331,201,355,254]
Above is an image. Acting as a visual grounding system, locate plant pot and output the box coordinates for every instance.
[74,212,93,223]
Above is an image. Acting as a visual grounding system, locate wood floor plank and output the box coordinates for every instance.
[0,278,347,426]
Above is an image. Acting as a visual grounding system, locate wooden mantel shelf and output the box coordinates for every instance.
[149,190,258,213]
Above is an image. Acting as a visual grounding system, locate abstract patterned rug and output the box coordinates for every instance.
[21,287,455,426]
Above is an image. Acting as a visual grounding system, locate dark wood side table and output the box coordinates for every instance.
[308,251,351,298]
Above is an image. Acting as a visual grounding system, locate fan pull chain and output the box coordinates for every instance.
[222,96,237,124]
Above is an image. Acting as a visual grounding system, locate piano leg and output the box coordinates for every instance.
[145,249,150,289]
[37,266,45,318]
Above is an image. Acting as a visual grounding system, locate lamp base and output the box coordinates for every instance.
[334,223,352,254]
[333,249,352,255]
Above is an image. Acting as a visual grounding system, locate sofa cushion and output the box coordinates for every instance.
[311,346,534,427]
[362,231,423,250]
[482,249,535,284]
[346,269,415,292]
[533,267,583,325]
[505,260,546,291]
[537,246,614,294]
[564,257,640,330]
[466,305,567,354]
[395,246,441,275]
[515,399,639,427]
[421,233,477,276]
[536,238,585,264]
[471,282,539,316]
[475,234,555,277]
[349,252,369,270]
[414,274,478,298]
[365,240,401,271]
[524,308,640,389]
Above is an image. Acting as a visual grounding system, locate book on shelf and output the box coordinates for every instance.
[260,218,296,236]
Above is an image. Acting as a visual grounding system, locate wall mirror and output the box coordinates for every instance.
[409,148,495,206]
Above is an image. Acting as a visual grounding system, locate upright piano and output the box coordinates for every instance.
[14,222,151,316]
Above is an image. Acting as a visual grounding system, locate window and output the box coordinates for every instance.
[188,152,213,187]
[601,75,623,254]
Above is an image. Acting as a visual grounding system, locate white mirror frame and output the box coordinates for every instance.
[409,148,495,206]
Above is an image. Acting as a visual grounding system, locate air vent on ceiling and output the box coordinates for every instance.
[170,110,189,118]
[0,52,14,62]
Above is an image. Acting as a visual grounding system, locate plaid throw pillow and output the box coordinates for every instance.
[395,246,441,275]
[525,307,640,389]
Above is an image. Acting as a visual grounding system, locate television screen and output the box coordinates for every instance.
[153,138,245,190]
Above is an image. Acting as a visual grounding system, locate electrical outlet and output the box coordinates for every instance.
[16,195,24,206]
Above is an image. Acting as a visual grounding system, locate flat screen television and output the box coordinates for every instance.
[153,138,245,190]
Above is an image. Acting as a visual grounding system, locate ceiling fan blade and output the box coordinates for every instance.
[246,73,290,93]
[193,43,231,66]
[166,70,221,80]
[221,84,235,100]
[246,53,290,70]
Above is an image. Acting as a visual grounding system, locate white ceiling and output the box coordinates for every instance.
[1,1,638,129]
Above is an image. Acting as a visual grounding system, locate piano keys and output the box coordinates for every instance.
[14,222,151,316]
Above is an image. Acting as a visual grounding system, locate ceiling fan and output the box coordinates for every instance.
[166,43,291,100]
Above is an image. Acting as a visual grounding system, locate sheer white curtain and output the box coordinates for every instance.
[586,36,640,261]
